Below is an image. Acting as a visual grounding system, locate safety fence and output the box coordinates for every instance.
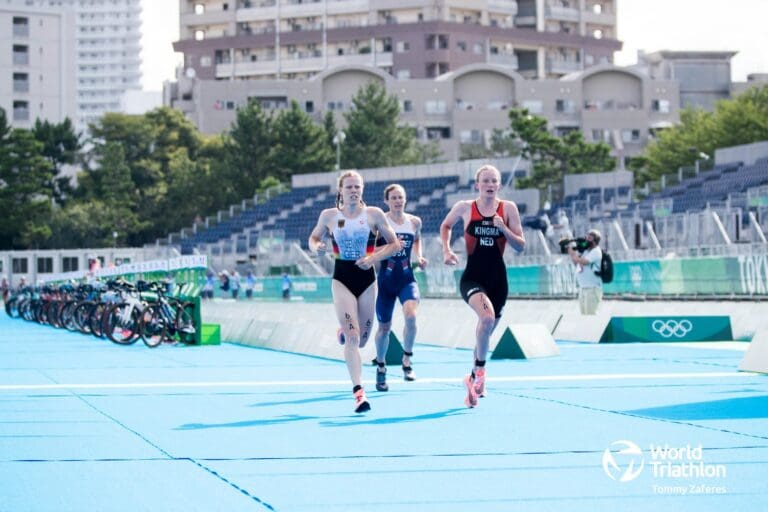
[216,253,768,301]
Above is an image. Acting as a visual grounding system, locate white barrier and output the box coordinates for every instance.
[739,328,768,373]
[203,298,768,359]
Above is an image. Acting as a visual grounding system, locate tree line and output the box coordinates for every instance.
[0,82,438,250]
[2,81,764,250]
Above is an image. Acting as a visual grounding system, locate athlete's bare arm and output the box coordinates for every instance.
[440,201,470,265]
[410,215,428,269]
[492,200,525,253]
[308,208,335,254]
[357,207,401,270]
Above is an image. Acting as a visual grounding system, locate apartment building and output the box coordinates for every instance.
[167,61,680,162]
[0,0,142,132]
[0,1,77,129]
[173,0,620,82]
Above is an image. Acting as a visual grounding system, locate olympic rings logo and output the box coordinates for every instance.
[651,319,693,338]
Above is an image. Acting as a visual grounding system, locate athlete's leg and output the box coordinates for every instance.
[467,292,496,362]
[401,299,418,354]
[374,320,392,364]
[463,292,497,407]
[332,280,364,387]
[356,281,376,350]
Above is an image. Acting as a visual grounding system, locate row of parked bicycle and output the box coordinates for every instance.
[4,278,198,348]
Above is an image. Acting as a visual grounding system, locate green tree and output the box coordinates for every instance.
[47,142,147,248]
[342,81,422,169]
[224,98,275,197]
[270,101,334,179]
[0,109,55,249]
[506,109,614,202]
[633,85,768,187]
[31,118,81,205]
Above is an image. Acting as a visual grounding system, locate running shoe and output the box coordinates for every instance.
[402,365,416,381]
[474,368,486,398]
[375,367,388,392]
[337,328,345,346]
[463,373,479,408]
[354,388,370,413]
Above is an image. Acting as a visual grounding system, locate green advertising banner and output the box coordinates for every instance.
[599,316,733,343]
[210,253,768,301]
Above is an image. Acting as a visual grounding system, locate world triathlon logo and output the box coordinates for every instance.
[602,440,645,482]
[651,319,693,338]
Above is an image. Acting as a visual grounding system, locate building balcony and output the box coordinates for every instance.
[582,10,616,26]
[546,59,581,74]
[181,10,234,27]
[280,1,324,18]
[327,51,392,67]
[545,5,580,22]
[514,15,536,27]
[488,53,518,68]
[237,4,279,22]
[326,0,368,16]
[488,0,518,14]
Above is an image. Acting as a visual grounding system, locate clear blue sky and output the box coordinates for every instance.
[140,0,768,91]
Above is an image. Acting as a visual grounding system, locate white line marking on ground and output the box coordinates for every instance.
[0,372,757,391]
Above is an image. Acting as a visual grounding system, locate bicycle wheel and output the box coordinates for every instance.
[174,301,197,344]
[90,303,106,338]
[103,303,141,345]
[139,304,167,348]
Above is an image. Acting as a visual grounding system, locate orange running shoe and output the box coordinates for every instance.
[474,368,486,398]
[463,374,479,408]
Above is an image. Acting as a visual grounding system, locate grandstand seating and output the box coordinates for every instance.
[179,177,460,254]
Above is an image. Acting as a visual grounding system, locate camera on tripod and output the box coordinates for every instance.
[558,237,589,254]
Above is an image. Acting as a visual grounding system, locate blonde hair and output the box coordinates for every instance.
[336,170,365,209]
[383,183,405,201]
[474,164,501,182]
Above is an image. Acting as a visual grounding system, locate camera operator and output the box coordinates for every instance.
[566,229,603,315]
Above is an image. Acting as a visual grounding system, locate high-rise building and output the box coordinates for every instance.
[0,0,142,132]
[174,0,619,82]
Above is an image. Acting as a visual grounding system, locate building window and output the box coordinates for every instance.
[62,257,79,272]
[12,258,28,274]
[200,56,212,66]
[396,69,411,80]
[593,29,603,39]
[622,129,641,143]
[473,42,484,54]
[194,3,204,14]
[402,100,413,112]
[457,41,466,52]
[426,127,451,139]
[591,129,610,143]
[226,101,235,110]
[396,41,410,53]
[12,44,29,65]
[37,257,53,274]
[13,16,29,37]
[460,129,482,144]
[194,30,205,41]
[652,99,670,113]
[556,99,575,113]
[13,101,29,121]
[592,4,603,14]
[305,101,314,113]
[424,100,447,114]
[13,73,29,93]
[521,100,543,114]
